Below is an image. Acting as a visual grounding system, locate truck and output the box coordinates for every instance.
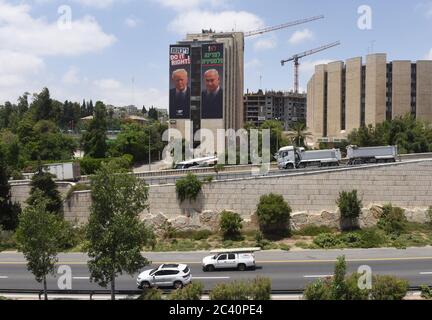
[202,248,261,272]
[347,145,398,165]
[42,162,81,181]
[276,146,342,170]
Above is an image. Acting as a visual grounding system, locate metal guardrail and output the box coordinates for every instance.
[0,287,429,300]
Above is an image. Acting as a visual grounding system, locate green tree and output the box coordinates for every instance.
[82,102,108,158]
[288,121,312,148]
[148,107,159,121]
[331,256,347,300]
[219,211,243,240]
[30,88,56,122]
[260,120,288,157]
[336,190,363,231]
[377,204,408,236]
[86,162,152,300]
[27,167,63,216]
[16,192,65,300]
[256,193,291,239]
[0,148,21,231]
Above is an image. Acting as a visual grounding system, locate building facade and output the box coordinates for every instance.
[307,54,432,144]
[244,90,307,130]
[169,31,244,147]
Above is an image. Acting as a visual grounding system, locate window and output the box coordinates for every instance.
[218,254,227,261]
[228,254,236,260]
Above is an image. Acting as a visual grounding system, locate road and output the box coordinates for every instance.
[1,248,432,292]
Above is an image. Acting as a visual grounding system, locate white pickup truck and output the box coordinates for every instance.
[202,248,260,272]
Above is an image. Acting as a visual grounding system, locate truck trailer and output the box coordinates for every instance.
[347,145,398,165]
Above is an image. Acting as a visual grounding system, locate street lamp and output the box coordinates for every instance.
[148,128,151,172]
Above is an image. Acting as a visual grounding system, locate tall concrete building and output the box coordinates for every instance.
[169,31,244,147]
[244,90,307,130]
[307,54,432,145]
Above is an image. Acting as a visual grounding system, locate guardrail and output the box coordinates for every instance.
[0,287,429,300]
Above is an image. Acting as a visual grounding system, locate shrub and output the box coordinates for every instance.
[256,194,291,239]
[420,285,432,300]
[336,190,362,231]
[279,244,291,251]
[175,173,202,203]
[339,232,363,248]
[313,233,341,249]
[370,275,409,300]
[160,221,177,240]
[210,277,272,301]
[358,229,387,248]
[65,184,91,200]
[79,156,132,175]
[203,176,214,184]
[294,225,336,237]
[192,230,213,241]
[344,273,371,300]
[377,204,408,236]
[219,211,243,240]
[250,277,272,300]
[304,278,333,300]
[169,282,203,300]
[0,226,17,251]
[427,207,432,227]
[138,288,163,300]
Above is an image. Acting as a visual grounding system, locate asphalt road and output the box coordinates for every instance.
[1,248,432,292]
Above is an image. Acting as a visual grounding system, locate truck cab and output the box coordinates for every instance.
[277,146,301,170]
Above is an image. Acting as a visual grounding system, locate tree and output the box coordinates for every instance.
[148,107,159,121]
[27,167,63,216]
[31,88,55,122]
[16,192,64,300]
[256,193,291,239]
[86,162,152,300]
[288,121,312,148]
[331,256,347,300]
[82,102,108,158]
[336,190,363,231]
[260,120,288,157]
[0,148,21,230]
[219,211,243,240]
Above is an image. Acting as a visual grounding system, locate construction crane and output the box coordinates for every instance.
[281,41,341,93]
[244,15,324,37]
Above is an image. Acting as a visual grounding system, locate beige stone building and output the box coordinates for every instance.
[169,31,245,150]
[307,54,432,145]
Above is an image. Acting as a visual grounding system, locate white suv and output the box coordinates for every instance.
[137,264,192,289]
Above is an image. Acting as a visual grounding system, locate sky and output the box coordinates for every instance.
[0,0,432,109]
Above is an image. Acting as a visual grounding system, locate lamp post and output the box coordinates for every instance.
[148,128,151,172]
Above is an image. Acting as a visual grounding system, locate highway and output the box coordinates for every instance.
[1,248,432,292]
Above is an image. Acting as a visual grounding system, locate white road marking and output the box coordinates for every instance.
[0,276,9,279]
[192,276,231,280]
[420,272,432,275]
[304,275,333,279]
[73,277,90,280]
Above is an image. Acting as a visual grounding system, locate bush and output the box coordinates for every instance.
[304,278,333,300]
[420,285,432,300]
[138,288,163,300]
[427,207,432,227]
[344,273,371,300]
[79,155,133,175]
[256,194,291,239]
[313,233,341,249]
[219,211,243,240]
[169,282,203,300]
[377,204,408,236]
[175,173,202,203]
[358,229,387,248]
[58,222,87,251]
[370,275,409,300]
[339,232,363,248]
[65,184,91,200]
[294,225,336,237]
[336,190,362,231]
[210,277,272,301]
[0,226,17,251]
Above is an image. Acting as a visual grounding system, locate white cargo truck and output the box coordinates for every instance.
[277,146,341,170]
[43,162,81,181]
[347,145,398,165]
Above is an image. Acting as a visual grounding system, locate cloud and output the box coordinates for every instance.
[62,67,81,85]
[245,58,262,69]
[71,0,116,9]
[94,78,122,90]
[253,37,277,51]
[415,2,432,18]
[153,0,227,11]
[168,10,264,35]
[125,16,141,28]
[289,28,314,45]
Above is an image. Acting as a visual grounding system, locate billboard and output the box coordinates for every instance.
[201,43,224,119]
[169,45,191,119]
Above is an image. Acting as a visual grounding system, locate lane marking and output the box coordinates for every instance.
[73,277,90,280]
[420,272,432,275]
[192,277,230,280]
[304,275,333,279]
[0,276,8,279]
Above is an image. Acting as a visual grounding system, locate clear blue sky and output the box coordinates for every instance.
[1,0,431,109]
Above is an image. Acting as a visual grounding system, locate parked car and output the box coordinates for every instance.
[137,264,192,289]
[202,248,260,272]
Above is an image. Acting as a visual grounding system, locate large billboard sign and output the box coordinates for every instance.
[201,43,224,119]
[169,45,191,119]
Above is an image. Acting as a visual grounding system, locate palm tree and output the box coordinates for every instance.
[288,122,312,148]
